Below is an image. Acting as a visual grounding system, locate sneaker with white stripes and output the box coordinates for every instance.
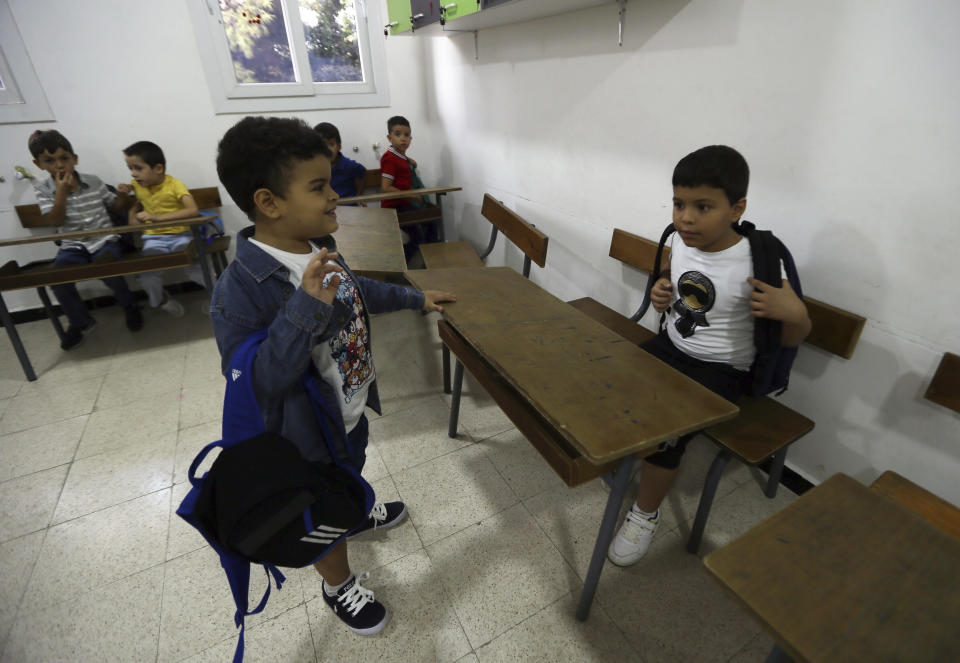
[607,505,660,566]
[322,572,389,635]
[348,501,408,538]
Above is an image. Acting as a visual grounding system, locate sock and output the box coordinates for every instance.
[632,504,658,520]
[323,574,354,597]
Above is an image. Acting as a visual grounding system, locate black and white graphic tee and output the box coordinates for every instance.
[665,234,756,371]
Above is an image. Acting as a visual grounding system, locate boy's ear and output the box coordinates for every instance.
[154,163,165,175]
[253,188,283,219]
[731,197,746,222]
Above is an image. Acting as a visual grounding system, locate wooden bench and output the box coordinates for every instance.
[343,168,451,242]
[419,194,549,396]
[569,227,867,554]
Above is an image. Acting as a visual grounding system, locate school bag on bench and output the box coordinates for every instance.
[177,329,374,663]
[635,220,804,397]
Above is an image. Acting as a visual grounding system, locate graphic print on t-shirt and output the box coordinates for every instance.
[323,272,374,403]
[672,271,716,338]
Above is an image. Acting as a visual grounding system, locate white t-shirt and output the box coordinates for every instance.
[249,238,374,432]
[665,235,757,371]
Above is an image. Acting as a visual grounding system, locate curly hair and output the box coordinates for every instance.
[28,130,74,158]
[216,116,332,220]
[672,145,749,204]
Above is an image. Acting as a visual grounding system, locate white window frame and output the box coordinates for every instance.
[188,0,390,113]
[0,0,55,124]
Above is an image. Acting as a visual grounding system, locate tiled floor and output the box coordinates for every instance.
[0,291,795,662]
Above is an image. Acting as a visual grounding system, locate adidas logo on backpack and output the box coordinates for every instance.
[231,368,242,381]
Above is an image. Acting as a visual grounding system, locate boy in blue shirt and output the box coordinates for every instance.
[212,116,454,635]
[608,146,810,566]
[313,122,367,200]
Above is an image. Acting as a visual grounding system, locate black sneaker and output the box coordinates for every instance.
[60,319,96,351]
[125,306,144,332]
[322,573,389,635]
[348,501,408,538]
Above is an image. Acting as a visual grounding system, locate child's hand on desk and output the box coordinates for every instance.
[116,183,133,195]
[650,278,673,313]
[303,248,344,305]
[136,211,157,223]
[746,277,806,323]
[422,290,456,313]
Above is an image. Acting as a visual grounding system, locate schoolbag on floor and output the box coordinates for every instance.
[636,221,803,397]
[177,329,374,663]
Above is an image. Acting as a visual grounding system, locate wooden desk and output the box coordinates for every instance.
[337,185,461,206]
[0,216,212,248]
[704,473,960,663]
[332,206,406,278]
[405,266,739,617]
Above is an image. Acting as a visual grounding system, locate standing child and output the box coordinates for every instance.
[212,116,455,634]
[28,130,143,350]
[314,122,367,200]
[608,145,811,566]
[123,141,206,317]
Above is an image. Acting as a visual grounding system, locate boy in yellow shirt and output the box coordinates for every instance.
[123,141,205,317]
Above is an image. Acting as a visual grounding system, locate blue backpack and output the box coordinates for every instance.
[636,221,804,397]
[177,330,374,663]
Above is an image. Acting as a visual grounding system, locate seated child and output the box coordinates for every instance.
[212,116,455,635]
[28,130,143,350]
[123,140,206,317]
[607,145,811,566]
[314,122,367,200]
[379,115,436,257]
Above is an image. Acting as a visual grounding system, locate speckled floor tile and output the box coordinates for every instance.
[179,375,225,430]
[0,465,69,543]
[371,395,474,475]
[166,480,207,561]
[0,531,44,627]
[96,351,186,409]
[173,420,222,485]
[478,428,565,501]
[0,415,86,483]
[178,604,316,663]
[441,371,514,443]
[76,390,180,459]
[0,375,102,435]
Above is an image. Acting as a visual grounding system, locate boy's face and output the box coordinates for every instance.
[672,185,745,253]
[271,154,340,240]
[33,148,77,179]
[125,155,165,187]
[326,139,341,161]
[387,124,411,153]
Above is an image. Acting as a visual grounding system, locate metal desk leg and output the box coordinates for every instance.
[36,286,66,343]
[192,227,214,291]
[0,292,37,381]
[448,359,464,438]
[441,344,451,394]
[764,644,793,663]
[576,453,636,621]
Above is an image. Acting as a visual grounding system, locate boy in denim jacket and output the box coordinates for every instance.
[212,116,454,635]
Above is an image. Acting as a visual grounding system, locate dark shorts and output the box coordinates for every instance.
[344,414,369,473]
[640,332,749,470]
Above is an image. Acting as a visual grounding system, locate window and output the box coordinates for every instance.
[0,0,55,123]
[189,0,390,113]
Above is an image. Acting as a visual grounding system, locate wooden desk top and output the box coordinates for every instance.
[338,185,461,206]
[704,473,960,663]
[0,216,211,248]
[404,266,739,463]
[332,206,407,277]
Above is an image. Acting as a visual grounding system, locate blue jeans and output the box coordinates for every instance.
[51,242,137,328]
[344,414,369,473]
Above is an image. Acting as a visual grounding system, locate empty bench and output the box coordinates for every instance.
[569,227,867,553]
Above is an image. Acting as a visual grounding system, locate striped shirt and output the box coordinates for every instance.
[34,172,118,253]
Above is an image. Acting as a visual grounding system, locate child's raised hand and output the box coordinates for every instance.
[746,277,806,324]
[54,170,74,194]
[116,183,133,195]
[650,278,673,313]
[422,289,456,313]
[302,248,344,304]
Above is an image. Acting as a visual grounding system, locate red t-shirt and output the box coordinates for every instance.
[380,147,412,209]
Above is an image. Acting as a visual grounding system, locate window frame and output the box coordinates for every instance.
[0,0,55,124]
[188,0,390,113]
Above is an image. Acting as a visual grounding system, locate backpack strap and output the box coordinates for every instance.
[632,222,676,324]
[222,329,269,443]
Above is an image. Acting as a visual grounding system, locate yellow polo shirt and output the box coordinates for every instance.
[132,174,191,235]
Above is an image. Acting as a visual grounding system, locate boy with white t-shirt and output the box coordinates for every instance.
[212,117,455,635]
[608,145,811,566]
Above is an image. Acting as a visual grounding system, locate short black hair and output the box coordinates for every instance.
[123,141,166,168]
[313,122,341,144]
[28,130,73,158]
[216,116,332,220]
[387,115,410,132]
[672,145,749,204]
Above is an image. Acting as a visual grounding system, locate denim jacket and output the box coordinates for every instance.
[211,226,425,466]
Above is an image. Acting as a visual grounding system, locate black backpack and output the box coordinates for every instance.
[636,221,803,397]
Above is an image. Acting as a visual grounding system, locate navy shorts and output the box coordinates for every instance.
[640,332,749,470]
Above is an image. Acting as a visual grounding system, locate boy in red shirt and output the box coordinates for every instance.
[380,116,435,259]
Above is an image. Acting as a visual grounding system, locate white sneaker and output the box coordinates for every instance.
[608,506,660,566]
[159,297,185,318]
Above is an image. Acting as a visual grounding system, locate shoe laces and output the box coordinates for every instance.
[369,502,387,528]
[338,571,375,617]
[620,509,658,543]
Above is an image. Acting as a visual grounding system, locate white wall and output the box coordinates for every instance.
[420,0,960,503]
[0,0,437,311]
